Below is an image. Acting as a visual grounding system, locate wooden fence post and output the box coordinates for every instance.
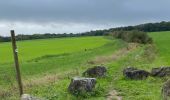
[11,30,23,96]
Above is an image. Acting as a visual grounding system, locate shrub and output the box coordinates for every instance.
[110,30,153,44]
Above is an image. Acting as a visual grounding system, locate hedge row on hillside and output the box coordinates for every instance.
[110,30,152,44]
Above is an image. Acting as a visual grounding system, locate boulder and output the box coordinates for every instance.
[21,94,42,100]
[162,79,170,100]
[68,77,96,95]
[151,67,170,77]
[83,66,107,77]
[123,67,150,80]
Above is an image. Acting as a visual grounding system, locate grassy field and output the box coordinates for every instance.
[0,36,110,64]
[0,36,126,99]
[0,31,170,100]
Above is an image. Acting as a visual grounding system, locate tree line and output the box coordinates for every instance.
[109,21,170,32]
[0,21,170,42]
[0,30,106,42]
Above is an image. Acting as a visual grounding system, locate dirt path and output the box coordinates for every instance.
[107,90,122,100]
[90,43,139,100]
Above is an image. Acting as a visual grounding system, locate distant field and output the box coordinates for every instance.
[0,36,110,64]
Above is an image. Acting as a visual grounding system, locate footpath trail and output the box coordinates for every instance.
[89,43,139,100]
[107,90,122,100]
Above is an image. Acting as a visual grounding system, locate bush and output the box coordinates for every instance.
[110,30,153,44]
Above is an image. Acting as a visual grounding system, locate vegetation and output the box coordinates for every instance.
[0,31,106,42]
[0,36,125,99]
[110,30,153,44]
[1,21,170,42]
[0,36,109,63]
[110,21,170,32]
[108,31,170,100]
[0,31,170,100]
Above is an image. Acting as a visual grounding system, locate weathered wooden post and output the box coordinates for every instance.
[11,30,23,96]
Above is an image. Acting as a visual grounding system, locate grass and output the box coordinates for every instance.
[0,36,126,100]
[1,31,170,100]
[149,31,170,65]
[0,36,110,64]
[104,31,170,100]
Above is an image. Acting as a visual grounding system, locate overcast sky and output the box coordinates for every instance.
[0,0,170,36]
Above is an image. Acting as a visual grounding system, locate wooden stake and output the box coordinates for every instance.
[11,30,23,96]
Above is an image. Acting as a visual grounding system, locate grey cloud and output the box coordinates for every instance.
[0,0,169,24]
[0,0,170,35]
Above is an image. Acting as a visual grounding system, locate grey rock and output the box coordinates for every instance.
[83,66,107,77]
[21,94,42,100]
[162,79,170,100]
[123,67,150,80]
[151,67,170,77]
[68,77,96,95]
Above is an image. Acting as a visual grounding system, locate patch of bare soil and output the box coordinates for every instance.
[107,90,122,100]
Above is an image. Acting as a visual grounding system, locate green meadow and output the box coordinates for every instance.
[0,36,110,64]
[0,31,170,100]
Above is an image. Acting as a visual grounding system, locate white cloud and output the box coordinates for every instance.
[0,21,119,36]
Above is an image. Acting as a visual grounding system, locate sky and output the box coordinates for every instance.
[0,0,170,36]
